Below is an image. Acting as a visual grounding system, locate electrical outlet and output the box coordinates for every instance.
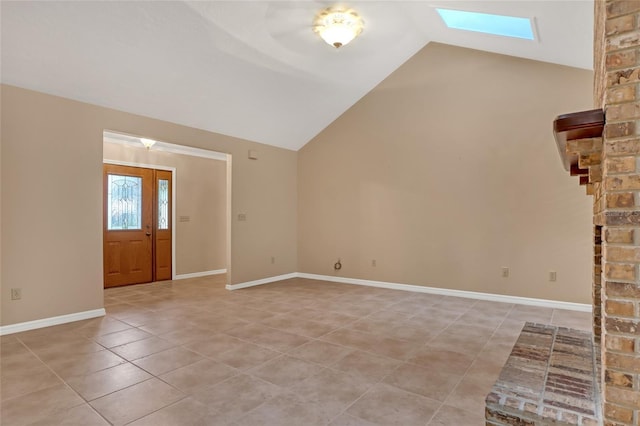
[371,259,376,267]
[549,271,557,282]
[501,267,509,278]
[11,288,22,300]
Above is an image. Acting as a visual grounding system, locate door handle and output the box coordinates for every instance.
[145,231,152,236]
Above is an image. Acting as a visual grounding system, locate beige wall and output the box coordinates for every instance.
[103,143,227,276]
[298,43,594,304]
[1,84,298,326]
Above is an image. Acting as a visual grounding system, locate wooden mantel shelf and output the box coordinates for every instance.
[553,109,605,172]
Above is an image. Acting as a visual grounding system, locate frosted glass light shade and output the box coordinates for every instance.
[313,7,364,48]
[140,138,156,149]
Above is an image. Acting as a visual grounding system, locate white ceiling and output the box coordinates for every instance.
[1,1,594,151]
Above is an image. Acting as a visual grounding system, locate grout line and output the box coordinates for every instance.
[12,336,113,425]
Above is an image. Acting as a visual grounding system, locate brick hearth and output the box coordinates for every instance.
[486,323,601,426]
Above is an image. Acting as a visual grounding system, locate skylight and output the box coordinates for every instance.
[436,8,535,40]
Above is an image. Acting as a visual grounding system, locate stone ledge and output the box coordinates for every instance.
[486,323,601,426]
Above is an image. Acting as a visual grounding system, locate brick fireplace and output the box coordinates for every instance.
[593,1,640,424]
[487,2,640,425]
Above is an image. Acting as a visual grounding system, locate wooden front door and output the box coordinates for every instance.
[103,164,172,288]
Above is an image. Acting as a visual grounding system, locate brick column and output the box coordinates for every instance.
[598,1,640,424]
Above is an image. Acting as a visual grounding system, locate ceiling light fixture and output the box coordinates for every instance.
[313,6,364,48]
[140,138,156,150]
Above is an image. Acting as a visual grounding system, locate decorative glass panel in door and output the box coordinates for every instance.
[158,179,169,230]
[107,175,142,230]
[155,171,172,281]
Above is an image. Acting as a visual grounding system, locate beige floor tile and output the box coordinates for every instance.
[329,413,380,425]
[226,323,309,351]
[0,339,29,358]
[261,316,337,338]
[234,392,331,426]
[109,309,158,325]
[133,346,203,375]
[507,305,553,323]
[159,359,237,393]
[383,362,462,402]
[183,333,248,358]
[89,378,184,426]
[445,375,496,418]
[66,362,152,401]
[158,326,217,345]
[428,403,485,426]
[331,350,401,383]
[347,382,441,426]
[110,336,176,361]
[426,334,488,356]
[0,384,85,426]
[31,340,106,364]
[0,334,19,345]
[551,309,592,331]
[74,316,133,338]
[94,328,153,348]
[191,374,282,423]
[364,335,421,361]
[1,360,63,401]
[250,355,325,388]
[28,403,110,426]
[321,328,379,351]
[408,347,475,374]
[290,368,371,419]
[446,322,498,339]
[212,339,281,370]
[321,327,420,360]
[137,318,191,335]
[1,350,46,372]
[127,397,219,426]
[18,332,96,354]
[44,349,127,379]
[306,310,360,328]
[288,339,354,366]
[365,309,414,322]
[235,307,277,322]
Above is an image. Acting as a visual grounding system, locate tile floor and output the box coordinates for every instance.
[0,276,592,425]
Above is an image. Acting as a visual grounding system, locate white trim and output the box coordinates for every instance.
[225,154,232,288]
[104,131,228,161]
[227,271,591,312]
[296,273,592,312]
[102,159,175,172]
[174,269,227,280]
[0,309,106,336]
[226,273,298,290]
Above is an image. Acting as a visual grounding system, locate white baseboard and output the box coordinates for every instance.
[0,308,106,336]
[174,269,227,280]
[226,273,298,290]
[296,273,592,312]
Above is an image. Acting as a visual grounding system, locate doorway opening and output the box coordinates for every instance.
[103,164,173,288]
[102,130,232,289]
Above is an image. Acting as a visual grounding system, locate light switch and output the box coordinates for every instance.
[238,213,247,221]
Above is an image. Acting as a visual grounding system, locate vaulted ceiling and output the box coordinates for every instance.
[1,1,594,151]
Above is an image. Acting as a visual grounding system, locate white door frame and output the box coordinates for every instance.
[102,130,232,284]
